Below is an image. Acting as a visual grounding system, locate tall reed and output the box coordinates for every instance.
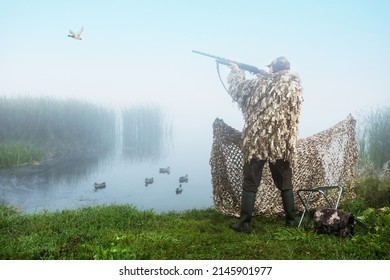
[0,96,116,159]
[122,104,173,161]
[356,106,390,176]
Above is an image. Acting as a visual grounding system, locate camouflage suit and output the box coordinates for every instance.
[227,62,303,192]
[227,56,303,231]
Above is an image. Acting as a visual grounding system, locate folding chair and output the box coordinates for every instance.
[297,186,343,227]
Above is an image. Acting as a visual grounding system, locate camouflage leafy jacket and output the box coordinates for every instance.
[227,68,303,163]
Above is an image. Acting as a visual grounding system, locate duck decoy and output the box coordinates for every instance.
[176,184,183,194]
[68,26,84,40]
[179,174,189,183]
[159,167,171,174]
[93,182,106,190]
[145,177,154,187]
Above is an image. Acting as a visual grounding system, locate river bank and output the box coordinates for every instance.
[0,201,388,260]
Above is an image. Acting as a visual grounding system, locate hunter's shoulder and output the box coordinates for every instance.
[270,70,301,82]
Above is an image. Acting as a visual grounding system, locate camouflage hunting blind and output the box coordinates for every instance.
[210,115,358,217]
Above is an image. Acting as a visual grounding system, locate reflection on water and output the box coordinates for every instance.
[0,156,212,214]
[0,106,213,214]
[0,156,101,186]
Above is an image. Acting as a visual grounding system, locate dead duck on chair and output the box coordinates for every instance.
[145,177,154,187]
[179,174,189,183]
[94,182,106,190]
[159,167,171,174]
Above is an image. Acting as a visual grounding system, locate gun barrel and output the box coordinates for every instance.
[192,50,260,74]
[192,50,221,60]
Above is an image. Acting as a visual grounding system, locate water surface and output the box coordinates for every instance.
[0,108,215,214]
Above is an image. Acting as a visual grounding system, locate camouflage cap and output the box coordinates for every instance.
[266,56,290,72]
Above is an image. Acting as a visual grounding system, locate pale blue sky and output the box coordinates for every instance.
[1,0,389,139]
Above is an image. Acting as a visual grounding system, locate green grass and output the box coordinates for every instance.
[0,203,388,260]
[0,142,45,168]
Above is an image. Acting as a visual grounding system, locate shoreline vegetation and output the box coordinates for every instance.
[0,142,44,168]
[0,187,389,260]
[0,96,116,167]
[0,97,389,259]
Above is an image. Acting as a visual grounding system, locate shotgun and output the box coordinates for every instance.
[192,50,262,75]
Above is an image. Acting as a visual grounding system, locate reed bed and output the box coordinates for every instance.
[0,142,44,168]
[0,96,116,159]
[356,106,390,176]
[122,104,173,161]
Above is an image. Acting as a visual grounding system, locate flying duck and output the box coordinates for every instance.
[68,26,84,40]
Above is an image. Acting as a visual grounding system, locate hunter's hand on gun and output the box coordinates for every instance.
[229,62,267,78]
[229,63,240,71]
[193,50,268,92]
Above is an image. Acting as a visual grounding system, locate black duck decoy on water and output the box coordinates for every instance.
[93,182,106,190]
[176,184,183,194]
[159,167,171,174]
[179,174,189,183]
[145,177,154,187]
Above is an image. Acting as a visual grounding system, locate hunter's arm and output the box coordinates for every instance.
[227,67,260,110]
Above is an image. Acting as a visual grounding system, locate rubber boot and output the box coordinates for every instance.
[281,189,296,227]
[230,191,256,233]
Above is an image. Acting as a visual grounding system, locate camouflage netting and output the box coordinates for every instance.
[210,114,358,217]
